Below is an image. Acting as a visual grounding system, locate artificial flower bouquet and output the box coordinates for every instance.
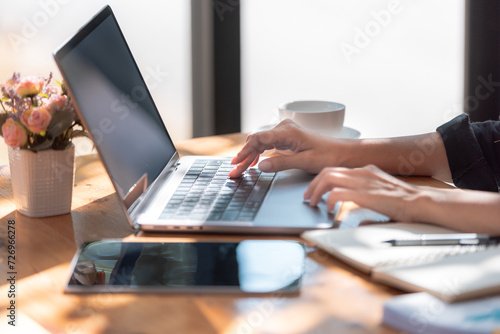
[0,72,86,151]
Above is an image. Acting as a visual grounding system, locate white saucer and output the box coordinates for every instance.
[337,126,361,139]
[255,124,361,139]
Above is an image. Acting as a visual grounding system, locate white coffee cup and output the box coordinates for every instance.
[278,100,345,136]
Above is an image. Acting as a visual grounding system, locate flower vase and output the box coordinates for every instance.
[8,144,75,217]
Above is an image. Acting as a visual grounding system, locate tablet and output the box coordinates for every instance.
[65,239,305,294]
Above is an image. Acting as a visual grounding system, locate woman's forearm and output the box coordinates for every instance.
[412,188,500,234]
[336,132,452,181]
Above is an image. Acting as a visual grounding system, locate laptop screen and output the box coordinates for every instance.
[54,6,176,200]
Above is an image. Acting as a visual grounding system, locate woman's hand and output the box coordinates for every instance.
[229,120,346,178]
[304,164,422,222]
[304,164,500,234]
[230,120,451,182]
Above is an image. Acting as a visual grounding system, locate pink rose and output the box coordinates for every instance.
[46,94,67,112]
[15,76,45,97]
[20,106,52,134]
[44,85,62,96]
[2,118,28,148]
[0,78,15,93]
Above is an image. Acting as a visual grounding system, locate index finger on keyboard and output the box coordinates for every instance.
[229,154,257,178]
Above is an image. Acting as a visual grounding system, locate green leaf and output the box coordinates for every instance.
[70,129,89,139]
[29,138,54,152]
[0,114,9,136]
[46,109,74,138]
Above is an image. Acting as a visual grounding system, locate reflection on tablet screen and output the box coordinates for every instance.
[66,240,305,294]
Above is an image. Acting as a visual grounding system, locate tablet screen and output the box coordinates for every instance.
[66,240,305,294]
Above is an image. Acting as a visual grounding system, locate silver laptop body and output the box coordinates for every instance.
[53,5,337,234]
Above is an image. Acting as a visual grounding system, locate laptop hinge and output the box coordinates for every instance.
[123,173,148,209]
[127,152,180,220]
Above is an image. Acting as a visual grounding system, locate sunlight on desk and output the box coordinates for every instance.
[0,133,443,333]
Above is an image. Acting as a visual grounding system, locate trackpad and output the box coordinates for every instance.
[255,169,335,227]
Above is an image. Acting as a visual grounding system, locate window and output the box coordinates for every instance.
[0,0,191,144]
[241,0,465,138]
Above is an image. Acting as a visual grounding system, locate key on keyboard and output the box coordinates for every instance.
[160,159,275,221]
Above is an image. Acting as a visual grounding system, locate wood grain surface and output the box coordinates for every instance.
[0,133,453,333]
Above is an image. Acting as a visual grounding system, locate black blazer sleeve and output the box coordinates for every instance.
[437,114,500,192]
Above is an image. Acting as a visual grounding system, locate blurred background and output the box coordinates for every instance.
[0,0,486,164]
[241,0,464,138]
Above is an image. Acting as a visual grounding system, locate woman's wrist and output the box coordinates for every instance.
[329,138,392,169]
[407,187,442,224]
[410,187,500,233]
[320,137,357,168]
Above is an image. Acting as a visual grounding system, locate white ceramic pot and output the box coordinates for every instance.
[8,144,75,217]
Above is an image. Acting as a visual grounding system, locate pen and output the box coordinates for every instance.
[383,233,500,246]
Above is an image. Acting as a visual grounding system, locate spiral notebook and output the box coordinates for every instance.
[301,223,500,301]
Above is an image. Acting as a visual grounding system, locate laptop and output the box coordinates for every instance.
[53,5,337,234]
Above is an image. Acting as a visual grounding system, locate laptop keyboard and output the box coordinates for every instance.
[160,159,276,221]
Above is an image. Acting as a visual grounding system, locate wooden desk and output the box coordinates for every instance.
[0,133,452,333]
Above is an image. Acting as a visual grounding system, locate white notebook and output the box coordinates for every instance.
[383,292,500,334]
[373,246,500,302]
[301,222,479,273]
[301,223,500,301]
